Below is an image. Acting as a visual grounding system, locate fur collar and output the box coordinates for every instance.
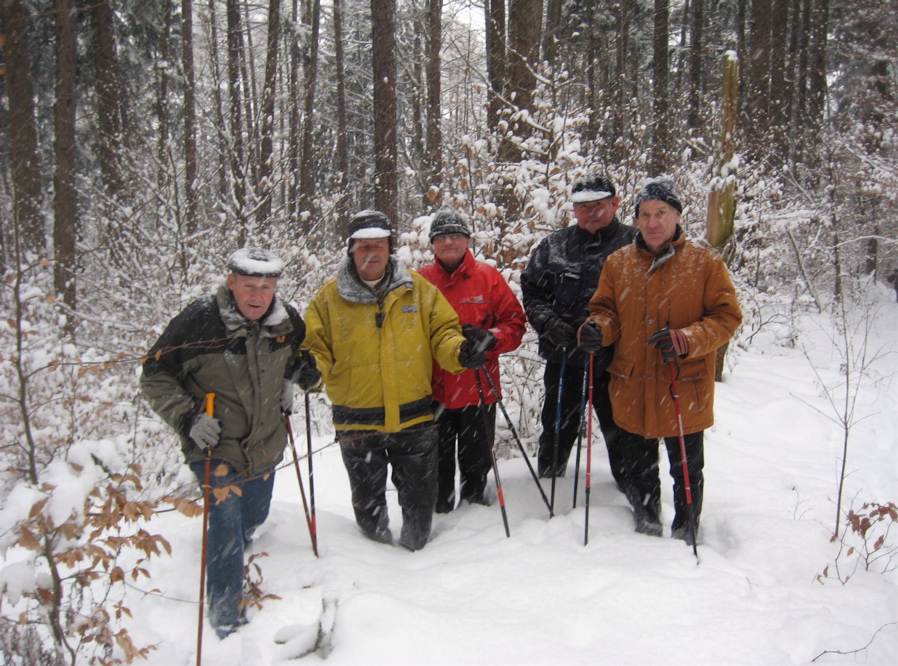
[336,255,413,304]
[216,282,289,334]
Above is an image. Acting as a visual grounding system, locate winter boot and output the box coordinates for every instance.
[624,484,662,537]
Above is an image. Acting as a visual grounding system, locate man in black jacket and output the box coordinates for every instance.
[141,247,306,638]
[521,174,649,491]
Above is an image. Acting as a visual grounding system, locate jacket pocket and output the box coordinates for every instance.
[675,358,711,413]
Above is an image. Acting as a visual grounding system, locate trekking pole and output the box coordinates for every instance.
[304,392,319,556]
[667,361,699,561]
[584,355,594,546]
[572,356,589,509]
[475,369,510,538]
[479,369,553,517]
[196,393,215,666]
[285,414,317,557]
[551,351,567,515]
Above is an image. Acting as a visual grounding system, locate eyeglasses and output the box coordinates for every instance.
[432,234,467,244]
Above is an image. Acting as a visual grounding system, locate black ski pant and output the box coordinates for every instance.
[538,357,628,481]
[338,424,439,551]
[433,402,495,512]
[607,429,704,531]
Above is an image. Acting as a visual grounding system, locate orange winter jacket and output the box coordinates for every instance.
[586,232,742,439]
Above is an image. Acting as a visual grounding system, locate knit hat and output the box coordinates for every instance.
[428,206,471,241]
[570,173,616,203]
[634,177,683,217]
[227,247,284,278]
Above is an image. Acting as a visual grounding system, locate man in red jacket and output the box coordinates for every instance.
[419,207,527,512]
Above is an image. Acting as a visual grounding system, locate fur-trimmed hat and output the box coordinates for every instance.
[227,247,284,278]
[570,173,616,203]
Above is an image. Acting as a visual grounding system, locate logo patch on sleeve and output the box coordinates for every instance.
[402,305,418,313]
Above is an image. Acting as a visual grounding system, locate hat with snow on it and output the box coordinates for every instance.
[570,173,616,203]
[348,209,392,240]
[634,176,683,218]
[227,247,284,278]
[428,206,471,241]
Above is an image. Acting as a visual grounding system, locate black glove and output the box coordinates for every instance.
[647,327,689,361]
[189,413,221,450]
[577,321,604,354]
[461,324,498,353]
[290,351,323,391]
[543,318,577,348]
[458,340,488,369]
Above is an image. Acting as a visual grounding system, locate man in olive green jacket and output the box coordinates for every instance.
[141,248,305,638]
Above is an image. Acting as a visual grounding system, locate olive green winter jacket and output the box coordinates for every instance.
[141,283,305,474]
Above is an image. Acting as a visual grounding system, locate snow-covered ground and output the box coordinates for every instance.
[130,286,897,665]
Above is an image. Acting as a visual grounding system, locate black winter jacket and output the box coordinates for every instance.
[521,220,638,365]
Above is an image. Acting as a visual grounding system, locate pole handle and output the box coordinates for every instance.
[205,393,216,417]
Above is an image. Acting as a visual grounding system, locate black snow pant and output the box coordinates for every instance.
[433,402,495,513]
[607,429,704,533]
[538,357,628,481]
[338,424,439,551]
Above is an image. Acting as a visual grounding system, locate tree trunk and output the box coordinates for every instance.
[650,0,671,174]
[155,0,173,194]
[299,0,321,222]
[543,0,562,71]
[54,0,78,327]
[423,0,442,206]
[610,0,632,164]
[746,0,771,159]
[2,0,44,256]
[768,0,790,164]
[257,0,282,229]
[208,0,229,204]
[333,0,350,226]
[808,0,829,132]
[371,0,398,222]
[92,0,125,219]
[485,0,506,134]
[227,0,247,238]
[687,0,704,131]
[496,0,541,224]
[706,52,738,251]
[182,0,198,238]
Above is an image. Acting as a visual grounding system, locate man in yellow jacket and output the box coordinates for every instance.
[578,178,742,544]
[301,210,492,550]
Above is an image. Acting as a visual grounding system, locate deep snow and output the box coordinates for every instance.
[125,286,896,664]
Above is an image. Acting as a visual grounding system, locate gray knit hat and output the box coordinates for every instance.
[428,206,471,241]
[634,177,683,218]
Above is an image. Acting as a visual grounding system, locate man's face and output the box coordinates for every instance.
[227,274,278,321]
[636,199,681,254]
[353,238,390,281]
[431,233,470,270]
[573,196,620,233]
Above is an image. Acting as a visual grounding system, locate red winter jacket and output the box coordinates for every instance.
[419,251,526,408]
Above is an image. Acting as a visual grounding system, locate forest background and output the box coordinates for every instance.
[0,0,896,663]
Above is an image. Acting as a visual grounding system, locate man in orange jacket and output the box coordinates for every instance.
[420,207,526,512]
[579,178,742,544]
